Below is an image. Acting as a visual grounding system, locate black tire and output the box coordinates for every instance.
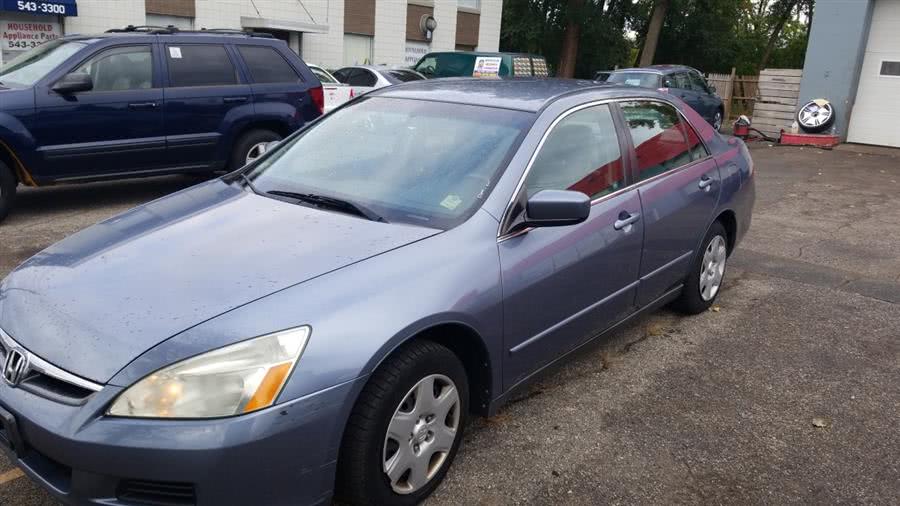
[673,221,729,314]
[336,340,469,506]
[796,100,835,134]
[0,161,17,223]
[229,129,282,170]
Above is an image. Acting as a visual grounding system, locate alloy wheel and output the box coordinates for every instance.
[699,235,727,301]
[713,111,723,131]
[382,374,460,495]
[245,142,270,165]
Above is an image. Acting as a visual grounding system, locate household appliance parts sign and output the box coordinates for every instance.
[1,0,77,16]
[2,19,60,51]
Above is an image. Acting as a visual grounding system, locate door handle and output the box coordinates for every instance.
[128,102,157,109]
[698,175,714,191]
[614,211,641,231]
[224,96,249,103]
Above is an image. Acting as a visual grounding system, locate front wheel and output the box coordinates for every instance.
[0,161,17,223]
[336,340,468,505]
[673,221,729,314]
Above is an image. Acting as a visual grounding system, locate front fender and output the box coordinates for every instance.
[0,111,39,184]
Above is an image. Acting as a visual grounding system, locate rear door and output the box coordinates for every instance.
[500,103,643,388]
[236,44,311,127]
[162,42,252,170]
[32,43,165,178]
[618,100,720,307]
[344,68,378,94]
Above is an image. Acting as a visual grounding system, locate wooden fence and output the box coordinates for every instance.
[706,68,801,136]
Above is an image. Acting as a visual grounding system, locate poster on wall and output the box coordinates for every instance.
[472,57,502,78]
[404,41,431,67]
[2,20,61,52]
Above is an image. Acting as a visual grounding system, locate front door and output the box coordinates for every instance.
[500,103,643,389]
[162,43,253,171]
[31,44,165,179]
[618,100,721,307]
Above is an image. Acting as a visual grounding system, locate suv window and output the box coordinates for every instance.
[166,44,238,87]
[620,101,705,182]
[346,69,377,87]
[524,104,624,199]
[72,45,153,91]
[237,46,300,84]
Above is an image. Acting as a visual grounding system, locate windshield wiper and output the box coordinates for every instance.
[267,190,388,223]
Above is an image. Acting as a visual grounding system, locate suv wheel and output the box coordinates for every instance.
[336,340,468,505]
[673,221,729,314]
[0,161,17,223]
[230,129,282,170]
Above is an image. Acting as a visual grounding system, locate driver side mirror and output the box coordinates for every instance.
[523,190,591,228]
[52,73,93,94]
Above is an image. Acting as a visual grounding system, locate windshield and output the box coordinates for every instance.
[608,72,660,88]
[413,53,511,79]
[246,97,532,229]
[0,40,86,87]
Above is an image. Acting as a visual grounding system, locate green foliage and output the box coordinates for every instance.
[501,0,813,78]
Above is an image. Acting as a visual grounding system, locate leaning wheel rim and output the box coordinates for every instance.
[798,102,833,129]
[383,374,460,495]
[713,112,722,130]
[699,235,727,301]
[245,142,270,164]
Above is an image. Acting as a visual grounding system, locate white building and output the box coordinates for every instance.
[0,0,503,69]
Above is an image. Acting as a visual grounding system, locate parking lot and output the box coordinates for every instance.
[1,144,899,504]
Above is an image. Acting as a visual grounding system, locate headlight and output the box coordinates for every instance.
[108,326,310,419]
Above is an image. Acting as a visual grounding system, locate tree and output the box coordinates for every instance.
[639,0,670,67]
[557,0,586,77]
[759,0,801,70]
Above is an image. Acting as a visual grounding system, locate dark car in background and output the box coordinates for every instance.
[0,79,753,505]
[0,26,323,222]
[412,51,550,79]
[608,65,724,131]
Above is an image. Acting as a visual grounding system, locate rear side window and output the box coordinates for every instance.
[166,44,238,87]
[620,101,704,182]
[346,69,377,87]
[238,46,300,84]
[524,104,624,199]
[688,72,710,92]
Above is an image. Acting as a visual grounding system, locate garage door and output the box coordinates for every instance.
[847,0,900,147]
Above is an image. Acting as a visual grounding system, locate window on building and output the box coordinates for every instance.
[238,46,300,84]
[146,13,194,31]
[73,45,153,91]
[343,34,373,66]
[880,61,900,77]
[458,0,480,9]
[166,44,238,87]
[524,105,624,199]
[620,101,704,182]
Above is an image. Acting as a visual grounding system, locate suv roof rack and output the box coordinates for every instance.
[105,25,275,38]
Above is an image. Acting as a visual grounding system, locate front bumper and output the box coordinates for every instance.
[0,375,366,506]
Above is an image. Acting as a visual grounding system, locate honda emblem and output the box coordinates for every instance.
[2,349,28,387]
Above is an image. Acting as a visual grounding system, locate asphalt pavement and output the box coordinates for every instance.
[0,144,898,505]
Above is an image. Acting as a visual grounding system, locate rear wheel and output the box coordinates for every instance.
[712,109,724,131]
[673,221,729,314]
[229,129,282,170]
[0,161,17,223]
[336,340,468,505]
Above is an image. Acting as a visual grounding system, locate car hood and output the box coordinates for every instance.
[0,180,440,383]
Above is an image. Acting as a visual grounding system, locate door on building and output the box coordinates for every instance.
[31,43,166,178]
[343,34,373,65]
[847,0,900,147]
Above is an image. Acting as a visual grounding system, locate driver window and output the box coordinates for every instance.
[73,45,153,92]
[524,104,624,200]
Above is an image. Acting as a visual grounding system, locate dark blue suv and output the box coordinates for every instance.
[0,27,323,222]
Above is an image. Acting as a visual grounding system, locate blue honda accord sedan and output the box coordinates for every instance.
[0,79,754,505]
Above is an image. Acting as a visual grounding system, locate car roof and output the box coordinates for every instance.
[423,51,544,59]
[60,29,283,45]
[370,78,668,113]
[612,65,699,75]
